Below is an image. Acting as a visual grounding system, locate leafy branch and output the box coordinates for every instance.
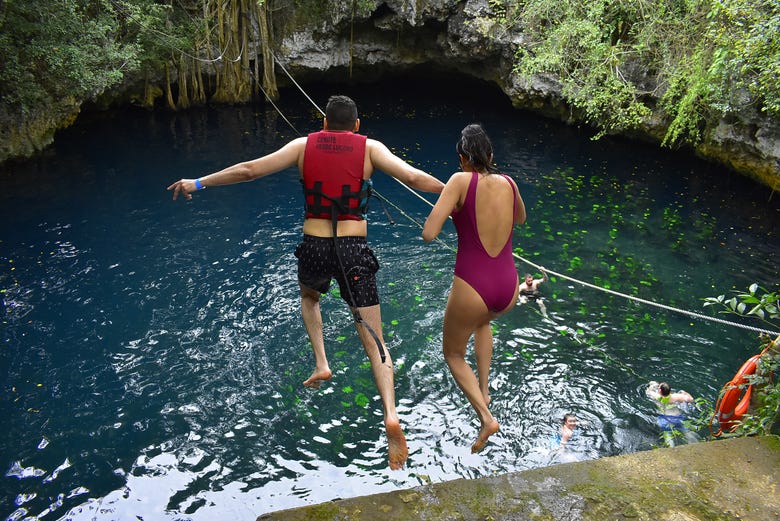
[704,283,779,437]
[703,283,780,331]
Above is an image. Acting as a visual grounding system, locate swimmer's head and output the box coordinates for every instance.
[562,413,577,427]
[659,382,671,396]
[525,274,534,284]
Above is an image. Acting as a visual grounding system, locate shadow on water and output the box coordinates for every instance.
[1,72,778,520]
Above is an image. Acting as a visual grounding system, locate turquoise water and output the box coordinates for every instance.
[1,76,778,520]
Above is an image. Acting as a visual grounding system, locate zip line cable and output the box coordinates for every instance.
[272,55,780,338]
[272,52,326,118]
[371,190,455,253]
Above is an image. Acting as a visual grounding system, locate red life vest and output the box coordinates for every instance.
[302,131,370,221]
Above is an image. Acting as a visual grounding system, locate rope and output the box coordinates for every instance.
[371,191,455,253]
[527,263,780,336]
[271,47,780,339]
[272,52,326,118]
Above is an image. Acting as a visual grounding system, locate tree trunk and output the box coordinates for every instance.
[257,0,278,100]
[188,58,203,105]
[210,0,251,103]
[142,72,158,109]
[164,62,176,111]
[177,53,191,109]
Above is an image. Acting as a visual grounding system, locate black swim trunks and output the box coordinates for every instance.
[519,288,540,301]
[294,235,380,307]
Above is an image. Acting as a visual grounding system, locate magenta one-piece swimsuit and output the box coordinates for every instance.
[452,172,518,312]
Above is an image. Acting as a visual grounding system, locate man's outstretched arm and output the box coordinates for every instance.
[168,138,306,200]
[367,139,444,194]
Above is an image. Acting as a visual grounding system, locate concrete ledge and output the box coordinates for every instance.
[258,436,780,520]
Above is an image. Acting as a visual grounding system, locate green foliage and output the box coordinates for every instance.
[703,283,780,329]
[706,0,780,116]
[118,0,199,69]
[736,352,780,436]
[704,284,780,436]
[655,0,780,146]
[493,0,780,145]
[0,0,211,119]
[511,0,654,136]
[0,0,143,115]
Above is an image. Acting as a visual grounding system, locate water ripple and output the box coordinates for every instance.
[1,93,777,521]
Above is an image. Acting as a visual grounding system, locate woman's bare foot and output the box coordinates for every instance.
[471,419,500,453]
[386,419,408,470]
[303,368,332,388]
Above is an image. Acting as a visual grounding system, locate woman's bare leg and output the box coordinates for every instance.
[442,277,499,453]
[473,324,493,405]
[475,280,517,404]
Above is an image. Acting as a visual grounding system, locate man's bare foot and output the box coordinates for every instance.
[303,368,332,388]
[471,419,500,453]
[386,419,408,470]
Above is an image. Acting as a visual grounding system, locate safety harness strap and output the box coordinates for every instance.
[304,185,386,364]
[302,179,372,220]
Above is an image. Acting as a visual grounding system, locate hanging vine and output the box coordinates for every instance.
[208,0,252,103]
[176,52,191,109]
[257,0,278,100]
[350,0,356,79]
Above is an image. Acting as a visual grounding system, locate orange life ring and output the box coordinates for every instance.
[712,354,761,436]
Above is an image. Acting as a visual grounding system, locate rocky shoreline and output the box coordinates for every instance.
[257,435,780,521]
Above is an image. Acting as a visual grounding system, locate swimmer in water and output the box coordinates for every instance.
[518,270,548,317]
[646,381,697,446]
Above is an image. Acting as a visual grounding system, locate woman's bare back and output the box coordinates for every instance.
[473,173,516,256]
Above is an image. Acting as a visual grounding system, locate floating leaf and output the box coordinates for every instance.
[354,393,369,408]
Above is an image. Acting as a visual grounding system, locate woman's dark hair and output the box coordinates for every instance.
[325,95,358,130]
[456,123,499,174]
[659,382,671,396]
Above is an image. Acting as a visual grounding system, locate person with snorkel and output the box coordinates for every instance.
[168,95,444,470]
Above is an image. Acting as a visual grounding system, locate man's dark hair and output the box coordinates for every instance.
[659,382,671,396]
[325,95,358,130]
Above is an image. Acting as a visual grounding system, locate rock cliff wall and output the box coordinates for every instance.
[270,0,780,191]
[4,0,779,192]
